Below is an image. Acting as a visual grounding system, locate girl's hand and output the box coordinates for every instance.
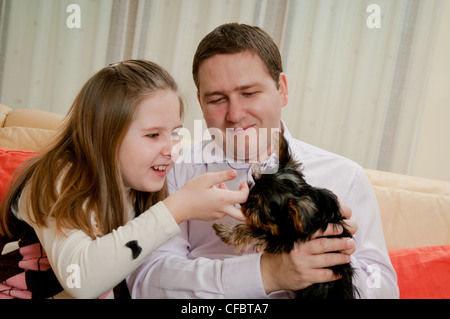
[163,170,249,224]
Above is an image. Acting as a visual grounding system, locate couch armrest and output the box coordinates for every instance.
[365,168,450,250]
[0,106,64,152]
[3,107,64,131]
[0,104,12,127]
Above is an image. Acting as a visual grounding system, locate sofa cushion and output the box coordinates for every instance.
[389,245,450,299]
[365,169,450,250]
[0,104,12,127]
[0,127,58,152]
[3,108,64,131]
[0,147,37,203]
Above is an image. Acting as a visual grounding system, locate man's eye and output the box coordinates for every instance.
[243,92,257,97]
[209,97,225,104]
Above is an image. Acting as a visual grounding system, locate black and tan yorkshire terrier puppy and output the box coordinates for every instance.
[213,133,358,299]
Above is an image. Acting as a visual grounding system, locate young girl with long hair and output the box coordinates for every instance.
[0,60,248,298]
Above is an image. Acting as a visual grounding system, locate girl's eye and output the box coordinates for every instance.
[146,133,159,138]
[171,131,180,140]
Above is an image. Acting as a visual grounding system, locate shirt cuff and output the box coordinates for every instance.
[222,252,269,298]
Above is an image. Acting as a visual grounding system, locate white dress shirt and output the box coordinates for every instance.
[127,124,399,299]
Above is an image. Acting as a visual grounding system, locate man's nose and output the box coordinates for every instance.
[226,98,245,123]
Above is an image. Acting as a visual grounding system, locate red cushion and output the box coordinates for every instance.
[389,245,450,299]
[0,147,37,203]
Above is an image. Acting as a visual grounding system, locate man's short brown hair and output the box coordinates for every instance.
[192,23,283,90]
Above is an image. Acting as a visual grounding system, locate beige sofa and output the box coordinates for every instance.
[0,104,64,152]
[1,103,449,298]
[365,168,450,250]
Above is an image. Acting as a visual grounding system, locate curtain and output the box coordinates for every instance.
[280,0,443,174]
[0,0,113,113]
[0,0,444,176]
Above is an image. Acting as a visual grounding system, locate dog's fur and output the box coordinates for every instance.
[213,133,358,299]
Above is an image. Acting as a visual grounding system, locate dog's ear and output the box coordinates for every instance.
[243,193,281,237]
[247,206,280,237]
[276,132,300,171]
[213,223,258,250]
[296,196,318,237]
[287,198,304,233]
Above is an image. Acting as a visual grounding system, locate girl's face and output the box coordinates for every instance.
[118,90,182,192]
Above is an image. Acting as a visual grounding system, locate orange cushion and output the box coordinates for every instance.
[0,147,37,203]
[389,245,450,299]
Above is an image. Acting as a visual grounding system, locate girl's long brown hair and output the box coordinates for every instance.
[0,60,183,239]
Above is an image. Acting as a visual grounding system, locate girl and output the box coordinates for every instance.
[0,60,248,299]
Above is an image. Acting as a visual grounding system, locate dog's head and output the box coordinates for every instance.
[241,133,345,254]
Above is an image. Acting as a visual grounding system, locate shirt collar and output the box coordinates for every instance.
[181,120,293,174]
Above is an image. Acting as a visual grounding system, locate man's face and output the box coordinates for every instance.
[197,51,288,162]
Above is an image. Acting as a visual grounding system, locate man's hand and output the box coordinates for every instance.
[260,205,358,294]
[340,204,358,255]
[340,205,357,234]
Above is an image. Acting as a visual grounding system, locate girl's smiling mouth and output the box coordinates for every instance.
[151,164,170,177]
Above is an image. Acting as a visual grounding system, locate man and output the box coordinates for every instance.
[128,23,399,298]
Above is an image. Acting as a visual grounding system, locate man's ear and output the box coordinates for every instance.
[278,73,288,107]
